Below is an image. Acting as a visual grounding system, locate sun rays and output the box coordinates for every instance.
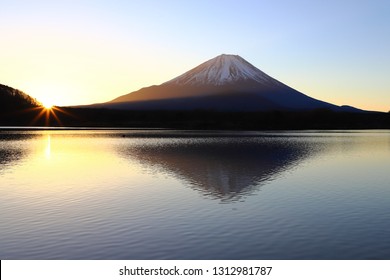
[27,105,74,126]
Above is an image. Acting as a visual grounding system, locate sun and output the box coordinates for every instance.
[39,97,56,110]
[42,102,54,110]
[39,96,56,109]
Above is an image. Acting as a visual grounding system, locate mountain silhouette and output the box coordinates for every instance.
[93,54,361,112]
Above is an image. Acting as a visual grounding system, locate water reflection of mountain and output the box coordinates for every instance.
[121,136,321,200]
[0,148,24,166]
[0,132,36,168]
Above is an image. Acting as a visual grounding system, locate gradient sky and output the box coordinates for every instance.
[1,0,389,111]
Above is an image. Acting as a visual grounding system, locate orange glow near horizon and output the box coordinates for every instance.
[31,106,60,126]
[27,105,73,126]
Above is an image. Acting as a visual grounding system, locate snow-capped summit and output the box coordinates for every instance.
[164,54,280,87]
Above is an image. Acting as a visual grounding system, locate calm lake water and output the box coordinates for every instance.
[1,129,390,259]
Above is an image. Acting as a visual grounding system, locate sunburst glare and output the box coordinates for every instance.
[27,105,74,126]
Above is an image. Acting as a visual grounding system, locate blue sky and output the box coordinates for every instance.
[1,0,389,111]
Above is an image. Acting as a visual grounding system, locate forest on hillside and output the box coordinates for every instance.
[0,84,41,112]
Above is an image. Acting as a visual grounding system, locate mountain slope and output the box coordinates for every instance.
[0,83,41,112]
[97,54,359,112]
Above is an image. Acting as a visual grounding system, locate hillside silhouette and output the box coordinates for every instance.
[0,84,40,112]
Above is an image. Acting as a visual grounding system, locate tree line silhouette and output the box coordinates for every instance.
[2,106,389,129]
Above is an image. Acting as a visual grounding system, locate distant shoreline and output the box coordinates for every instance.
[1,107,390,130]
[1,126,390,132]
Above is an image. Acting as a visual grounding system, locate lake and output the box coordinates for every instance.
[1,129,390,259]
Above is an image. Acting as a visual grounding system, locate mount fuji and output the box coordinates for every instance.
[95,54,359,112]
